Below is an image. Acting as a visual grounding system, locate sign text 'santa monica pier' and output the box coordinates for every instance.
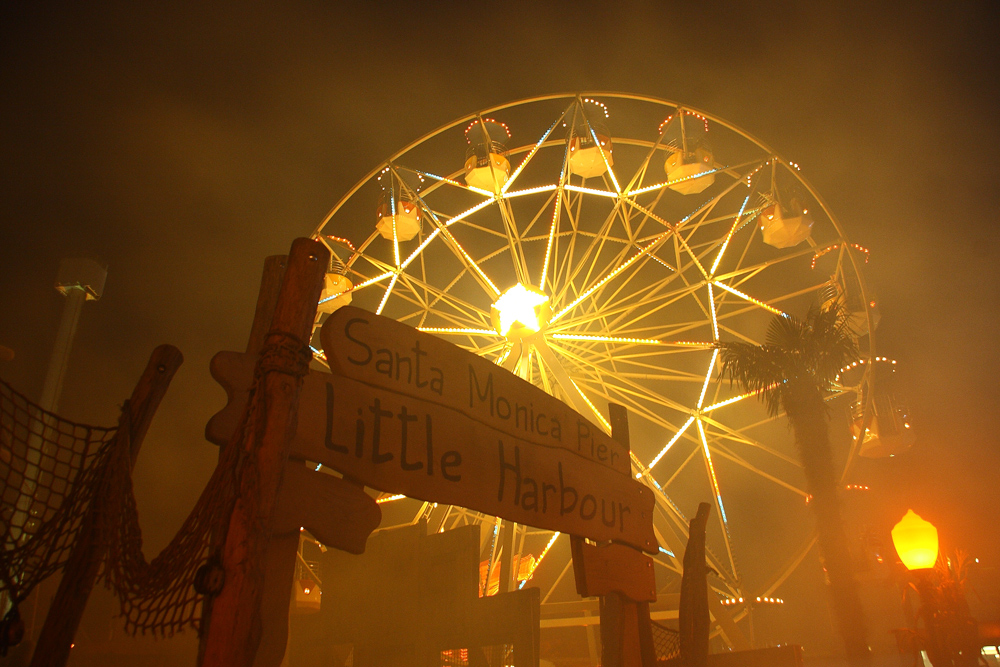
[321,307,631,477]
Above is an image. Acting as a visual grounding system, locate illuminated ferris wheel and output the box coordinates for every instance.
[310,93,887,638]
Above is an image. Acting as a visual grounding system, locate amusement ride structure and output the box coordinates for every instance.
[307,93,911,640]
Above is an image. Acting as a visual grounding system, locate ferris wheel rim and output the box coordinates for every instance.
[311,92,880,631]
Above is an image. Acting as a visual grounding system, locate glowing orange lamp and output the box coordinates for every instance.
[891,510,939,571]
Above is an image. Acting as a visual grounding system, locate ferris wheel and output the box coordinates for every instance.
[310,93,881,639]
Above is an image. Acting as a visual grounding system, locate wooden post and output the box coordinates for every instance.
[199,254,287,663]
[200,238,328,667]
[29,344,184,667]
[497,520,517,594]
[597,403,657,667]
[679,502,711,667]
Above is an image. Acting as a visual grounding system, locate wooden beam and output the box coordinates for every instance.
[598,403,658,667]
[200,254,286,664]
[679,502,712,667]
[200,238,328,667]
[29,344,184,667]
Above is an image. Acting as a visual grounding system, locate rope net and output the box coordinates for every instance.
[0,373,245,637]
[101,411,240,636]
[0,377,116,605]
[651,620,681,660]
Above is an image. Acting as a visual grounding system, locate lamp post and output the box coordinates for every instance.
[891,511,979,667]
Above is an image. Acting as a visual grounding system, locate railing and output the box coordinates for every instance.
[465,140,509,163]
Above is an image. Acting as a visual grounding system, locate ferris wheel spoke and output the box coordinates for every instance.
[551,227,674,325]
[490,194,532,286]
[532,339,611,431]
[704,422,802,470]
[416,207,502,298]
[677,171,759,251]
[702,434,807,498]
[451,218,512,240]
[588,247,678,318]
[392,271,492,327]
[562,275,700,334]
[550,332,680,346]
[713,243,823,286]
[539,123,577,290]
[552,198,632,308]
[623,199,709,281]
[551,333,707,372]
[709,195,752,276]
[549,342,699,417]
[512,189,560,243]
[551,338,710,378]
[574,377,694,438]
[695,419,740,581]
[500,104,573,194]
[410,166,495,199]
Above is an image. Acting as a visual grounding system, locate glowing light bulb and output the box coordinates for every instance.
[492,284,550,337]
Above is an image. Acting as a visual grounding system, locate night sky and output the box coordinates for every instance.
[1,0,998,658]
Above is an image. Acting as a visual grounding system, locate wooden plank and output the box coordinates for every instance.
[320,307,630,477]
[272,461,380,555]
[210,353,657,552]
[572,541,656,602]
[30,345,184,667]
[201,238,329,667]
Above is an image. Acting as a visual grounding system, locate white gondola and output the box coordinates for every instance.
[665,147,715,194]
[569,98,614,178]
[822,280,880,336]
[375,195,421,241]
[761,200,813,248]
[317,263,353,315]
[375,168,423,241]
[660,110,715,194]
[849,360,914,458]
[464,119,511,192]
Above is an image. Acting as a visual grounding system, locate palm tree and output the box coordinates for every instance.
[717,302,870,666]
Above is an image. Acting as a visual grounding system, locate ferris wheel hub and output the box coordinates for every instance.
[490,283,551,341]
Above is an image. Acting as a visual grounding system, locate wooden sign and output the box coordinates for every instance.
[210,351,657,553]
[272,461,381,555]
[320,307,631,477]
[571,540,656,603]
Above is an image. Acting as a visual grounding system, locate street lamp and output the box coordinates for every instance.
[890,511,981,667]
[892,510,939,571]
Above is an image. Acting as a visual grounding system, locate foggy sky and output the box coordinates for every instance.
[1,0,998,658]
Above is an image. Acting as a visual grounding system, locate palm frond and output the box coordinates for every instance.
[717,300,860,415]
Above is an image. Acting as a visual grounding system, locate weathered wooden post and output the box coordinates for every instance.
[29,344,184,667]
[679,502,711,667]
[571,403,657,667]
[200,238,328,667]
[202,257,381,667]
[198,254,286,663]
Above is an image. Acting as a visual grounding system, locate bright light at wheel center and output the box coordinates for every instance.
[492,284,550,338]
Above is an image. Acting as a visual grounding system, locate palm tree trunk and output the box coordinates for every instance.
[784,382,870,667]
